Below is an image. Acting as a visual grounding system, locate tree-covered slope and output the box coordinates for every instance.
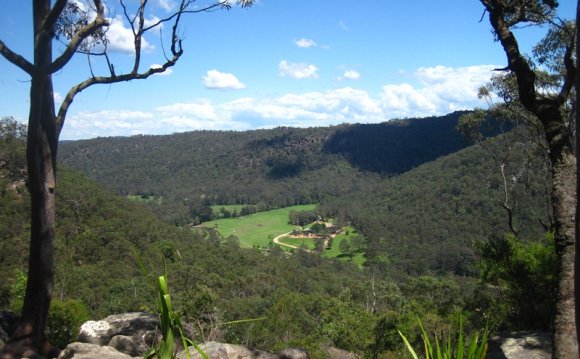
[2,142,485,356]
[58,111,550,275]
[58,112,473,224]
[320,133,550,275]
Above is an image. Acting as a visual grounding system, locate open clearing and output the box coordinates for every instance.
[200,204,315,248]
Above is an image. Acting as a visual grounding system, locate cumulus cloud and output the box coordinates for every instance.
[294,38,317,48]
[379,64,497,118]
[339,69,360,81]
[278,60,319,80]
[62,110,157,139]
[203,70,246,90]
[59,65,498,140]
[106,16,154,53]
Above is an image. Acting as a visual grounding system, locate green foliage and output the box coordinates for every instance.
[59,113,474,227]
[398,316,488,359]
[145,273,203,359]
[8,268,27,312]
[46,299,90,350]
[475,233,556,330]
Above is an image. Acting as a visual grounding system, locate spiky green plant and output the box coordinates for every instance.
[398,316,488,359]
[143,273,208,359]
[136,249,207,359]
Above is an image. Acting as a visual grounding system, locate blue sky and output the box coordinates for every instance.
[0,0,576,140]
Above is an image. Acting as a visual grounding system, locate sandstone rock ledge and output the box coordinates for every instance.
[58,312,310,359]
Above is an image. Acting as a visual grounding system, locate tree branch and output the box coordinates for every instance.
[0,39,34,75]
[56,54,181,138]
[481,0,539,113]
[41,0,68,33]
[558,37,576,102]
[50,0,108,74]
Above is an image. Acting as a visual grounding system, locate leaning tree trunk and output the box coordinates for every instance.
[6,1,60,357]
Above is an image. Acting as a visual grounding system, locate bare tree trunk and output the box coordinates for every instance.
[2,1,59,357]
[550,148,577,358]
[575,0,580,355]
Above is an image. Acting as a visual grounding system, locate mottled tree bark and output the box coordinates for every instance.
[480,1,577,357]
[574,0,580,355]
[2,1,60,357]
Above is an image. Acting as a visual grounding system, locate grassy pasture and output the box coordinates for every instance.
[277,236,317,250]
[200,204,316,248]
[322,227,366,266]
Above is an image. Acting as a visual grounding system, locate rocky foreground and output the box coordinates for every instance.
[1,311,552,358]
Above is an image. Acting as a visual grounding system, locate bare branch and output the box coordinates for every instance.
[557,36,576,102]
[0,39,34,75]
[142,1,226,32]
[56,54,182,137]
[50,0,108,74]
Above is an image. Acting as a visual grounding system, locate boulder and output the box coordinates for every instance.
[72,314,311,359]
[78,312,158,347]
[58,342,140,359]
[177,342,309,359]
[487,332,551,359]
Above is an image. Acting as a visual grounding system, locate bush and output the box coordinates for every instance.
[46,299,91,349]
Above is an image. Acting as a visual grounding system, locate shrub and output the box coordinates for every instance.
[46,299,91,349]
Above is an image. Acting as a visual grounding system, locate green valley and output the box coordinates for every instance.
[200,204,315,248]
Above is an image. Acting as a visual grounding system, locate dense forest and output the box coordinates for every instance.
[59,111,548,275]
[1,113,555,357]
[59,112,473,225]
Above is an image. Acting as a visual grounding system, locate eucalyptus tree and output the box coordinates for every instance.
[0,1,252,357]
[476,1,576,356]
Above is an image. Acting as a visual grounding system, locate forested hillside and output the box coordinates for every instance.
[320,136,550,275]
[1,113,555,355]
[59,111,549,275]
[0,131,487,357]
[59,112,472,225]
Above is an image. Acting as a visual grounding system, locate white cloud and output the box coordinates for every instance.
[278,60,319,80]
[339,20,349,31]
[157,100,217,120]
[54,92,63,104]
[157,0,174,11]
[62,110,157,139]
[106,16,154,53]
[59,65,498,140]
[340,69,360,81]
[294,38,317,48]
[203,70,246,90]
[379,65,497,118]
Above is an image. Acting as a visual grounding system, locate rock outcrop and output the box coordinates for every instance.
[176,342,309,359]
[487,332,551,359]
[58,312,310,359]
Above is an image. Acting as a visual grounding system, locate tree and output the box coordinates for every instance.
[0,1,252,357]
[478,1,576,356]
[576,0,580,352]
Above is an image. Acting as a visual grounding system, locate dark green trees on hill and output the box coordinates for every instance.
[59,112,552,275]
[59,112,474,225]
